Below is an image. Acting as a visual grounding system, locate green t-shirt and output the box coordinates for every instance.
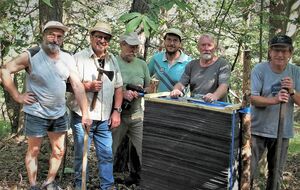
[117,56,151,115]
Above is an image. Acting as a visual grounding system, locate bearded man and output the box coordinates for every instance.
[148,28,191,92]
[0,21,90,190]
[170,34,231,102]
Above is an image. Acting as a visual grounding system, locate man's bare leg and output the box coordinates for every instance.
[26,137,43,186]
[44,131,66,184]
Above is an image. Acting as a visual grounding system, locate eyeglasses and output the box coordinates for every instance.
[165,37,180,44]
[93,34,111,42]
[46,32,64,40]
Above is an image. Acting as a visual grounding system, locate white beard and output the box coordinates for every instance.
[202,53,212,60]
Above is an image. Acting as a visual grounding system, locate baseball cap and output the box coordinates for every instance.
[89,22,112,36]
[43,21,69,33]
[120,32,142,45]
[269,34,293,48]
[164,28,183,41]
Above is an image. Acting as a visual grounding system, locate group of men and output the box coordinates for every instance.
[0,19,299,190]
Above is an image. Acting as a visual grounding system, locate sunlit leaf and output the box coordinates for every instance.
[142,18,150,37]
[119,12,141,23]
[126,16,142,33]
[144,16,157,31]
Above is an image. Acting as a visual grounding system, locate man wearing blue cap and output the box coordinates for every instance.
[112,32,151,187]
[250,34,300,189]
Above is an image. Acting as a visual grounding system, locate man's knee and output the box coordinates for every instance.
[52,144,65,159]
[27,146,41,158]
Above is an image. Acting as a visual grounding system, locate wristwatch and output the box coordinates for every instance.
[289,89,295,96]
[113,107,122,113]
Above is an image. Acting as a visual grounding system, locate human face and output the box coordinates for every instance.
[42,28,64,54]
[164,34,181,54]
[90,31,111,55]
[269,46,292,68]
[120,42,139,63]
[198,36,216,60]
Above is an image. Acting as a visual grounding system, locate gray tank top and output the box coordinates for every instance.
[24,47,73,119]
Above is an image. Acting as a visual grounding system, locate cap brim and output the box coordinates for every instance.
[165,32,182,40]
[89,29,112,36]
[43,26,69,33]
[125,40,142,46]
[270,43,291,47]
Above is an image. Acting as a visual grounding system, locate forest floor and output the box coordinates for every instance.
[0,133,299,190]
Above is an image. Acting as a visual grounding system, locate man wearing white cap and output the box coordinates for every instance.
[148,28,192,92]
[112,32,150,187]
[0,20,91,190]
[67,22,123,190]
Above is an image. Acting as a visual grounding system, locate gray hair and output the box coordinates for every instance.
[197,34,217,47]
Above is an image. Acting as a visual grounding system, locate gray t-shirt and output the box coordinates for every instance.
[251,61,300,138]
[24,48,76,119]
[179,57,231,101]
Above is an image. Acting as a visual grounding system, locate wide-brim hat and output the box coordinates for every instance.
[43,21,69,33]
[120,32,142,45]
[89,22,112,36]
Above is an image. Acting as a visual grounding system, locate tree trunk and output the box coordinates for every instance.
[241,50,251,190]
[39,0,63,32]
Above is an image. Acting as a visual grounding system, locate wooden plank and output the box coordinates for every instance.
[144,93,241,114]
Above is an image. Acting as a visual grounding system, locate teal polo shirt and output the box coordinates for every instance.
[148,51,192,92]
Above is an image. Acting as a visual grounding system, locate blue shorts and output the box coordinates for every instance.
[24,112,69,137]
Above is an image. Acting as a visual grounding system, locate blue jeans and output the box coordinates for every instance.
[71,112,114,190]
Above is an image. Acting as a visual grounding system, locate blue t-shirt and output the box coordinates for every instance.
[251,61,300,138]
[148,51,191,92]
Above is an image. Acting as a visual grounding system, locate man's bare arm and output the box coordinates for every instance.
[1,52,36,104]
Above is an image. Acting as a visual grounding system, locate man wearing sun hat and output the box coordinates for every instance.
[148,28,192,92]
[112,32,150,187]
[68,21,123,190]
[250,34,300,189]
[0,20,91,190]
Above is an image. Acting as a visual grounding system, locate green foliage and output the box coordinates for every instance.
[41,0,52,7]
[289,123,300,155]
[125,15,143,33]
[119,12,142,22]
[118,0,190,38]
[119,13,158,37]
[0,120,11,138]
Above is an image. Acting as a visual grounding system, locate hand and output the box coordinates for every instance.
[109,111,121,129]
[281,77,294,93]
[277,89,289,103]
[170,89,183,98]
[81,113,92,132]
[17,92,37,104]
[203,93,217,102]
[123,90,139,101]
[85,80,102,92]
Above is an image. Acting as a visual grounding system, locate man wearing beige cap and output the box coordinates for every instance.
[148,28,192,92]
[67,22,123,190]
[0,20,91,190]
[112,32,150,187]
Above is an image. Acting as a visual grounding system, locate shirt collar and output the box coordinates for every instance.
[163,49,185,63]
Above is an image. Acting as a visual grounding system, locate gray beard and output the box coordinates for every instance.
[202,54,212,60]
[44,43,60,54]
